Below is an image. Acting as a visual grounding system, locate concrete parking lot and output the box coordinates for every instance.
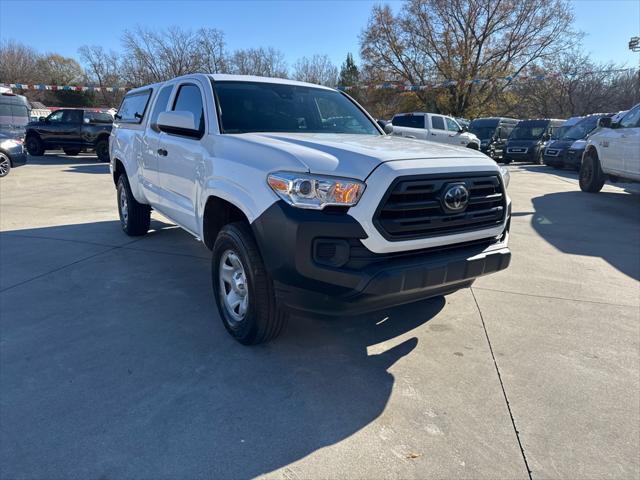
[1,153,638,479]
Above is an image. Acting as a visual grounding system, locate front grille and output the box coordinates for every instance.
[374,173,506,241]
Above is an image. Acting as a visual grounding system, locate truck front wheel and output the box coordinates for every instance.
[117,175,150,235]
[212,222,287,345]
[579,151,605,193]
[25,136,44,156]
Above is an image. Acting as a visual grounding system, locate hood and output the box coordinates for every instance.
[546,139,574,151]
[507,138,542,147]
[224,133,494,180]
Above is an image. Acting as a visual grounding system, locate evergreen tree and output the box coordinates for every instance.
[338,53,359,87]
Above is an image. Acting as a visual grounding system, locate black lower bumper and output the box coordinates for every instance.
[252,201,511,315]
[4,147,27,166]
[544,150,582,169]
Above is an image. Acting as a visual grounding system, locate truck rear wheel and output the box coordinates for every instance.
[579,151,605,193]
[117,175,150,235]
[25,136,44,156]
[96,139,110,163]
[212,222,287,345]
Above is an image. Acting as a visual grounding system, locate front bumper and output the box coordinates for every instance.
[504,148,537,163]
[3,145,27,166]
[252,201,511,315]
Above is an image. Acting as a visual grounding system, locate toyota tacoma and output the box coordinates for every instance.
[110,74,512,345]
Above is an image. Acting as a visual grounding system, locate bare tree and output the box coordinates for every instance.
[229,47,288,78]
[0,40,41,83]
[502,49,640,118]
[78,45,124,105]
[121,25,228,84]
[293,54,338,86]
[360,0,578,116]
[197,28,228,74]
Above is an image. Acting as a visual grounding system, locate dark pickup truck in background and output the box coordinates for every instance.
[25,109,113,162]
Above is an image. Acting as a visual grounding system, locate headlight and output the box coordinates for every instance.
[0,139,19,149]
[267,171,365,210]
[499,166,510,189]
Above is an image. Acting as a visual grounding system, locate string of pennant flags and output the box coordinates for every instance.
[2,67,636,94]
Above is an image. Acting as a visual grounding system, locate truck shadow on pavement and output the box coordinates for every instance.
[531,189,640,280]
[26,153,110,174]
[0,220,445,478]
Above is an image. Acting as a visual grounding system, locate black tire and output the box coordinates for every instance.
[212,222,287,345]
[579,150,605,193]
[116,175,150,236]
[63,148,81,156]
[25,136,44,156]
[0,152,11,177]
[96,138,110,163]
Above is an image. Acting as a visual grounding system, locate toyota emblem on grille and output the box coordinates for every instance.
[443,184,469,212]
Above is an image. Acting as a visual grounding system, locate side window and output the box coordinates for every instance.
[431,115,445,130]
[149,85,174,132]
[62,110,83,124]
[392,114,424,129]
[47,110,64,123]
[446,117,460,131]
[172,84,205,135]
[117,90,152,124]
[619,106,640,129]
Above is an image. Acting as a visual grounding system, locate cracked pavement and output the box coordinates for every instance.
[1,154,638,479]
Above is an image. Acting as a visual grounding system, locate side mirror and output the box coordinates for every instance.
[157,111,201,138]
[384,123,394,135]
[543,132,551,141]
[38,116,46,122]
[598,117,612,129]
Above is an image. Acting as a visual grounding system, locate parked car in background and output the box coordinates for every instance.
[544,113,613,170]
[0,131,27,177]
[551,116,584,142]
[25,108,113,161]
[110,74,511,345]
[455,117,470,131]
[0,91,30,138]
[391,112,480,149]
[580,104,640,192]
[468,117,519,161]
[503,118,564,164]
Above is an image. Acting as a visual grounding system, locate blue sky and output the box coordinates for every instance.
[1,0,638,71]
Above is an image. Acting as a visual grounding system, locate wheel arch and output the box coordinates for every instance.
[202,196,251,250]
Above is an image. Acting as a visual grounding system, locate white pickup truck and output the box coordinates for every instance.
[391,112,481,150]
[580,103,640,192]
[110,74,511,344]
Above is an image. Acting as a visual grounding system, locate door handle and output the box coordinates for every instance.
[431,133,437,136]
[157,148,168,156]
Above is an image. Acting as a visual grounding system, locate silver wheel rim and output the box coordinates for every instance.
[119,185,128,225]
[0,154,9,176]
[219,250,249,324]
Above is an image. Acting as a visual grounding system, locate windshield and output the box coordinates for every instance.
[561,116,600,140]
[213,81,380,135]
[509,123,547,140]
[469,126,496,140]
[552,126,569,139]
